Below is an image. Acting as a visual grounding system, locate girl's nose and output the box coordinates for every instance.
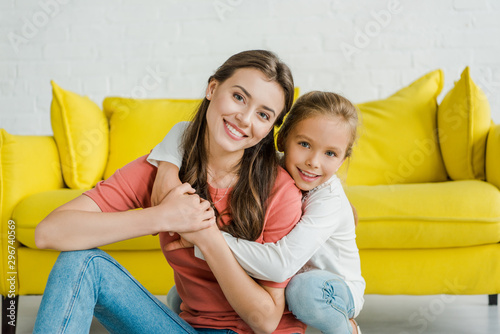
[306,153,320,169]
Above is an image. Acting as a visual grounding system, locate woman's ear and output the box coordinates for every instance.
[206,80,218,100]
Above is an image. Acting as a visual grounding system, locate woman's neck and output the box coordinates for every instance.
[206,150,241,188]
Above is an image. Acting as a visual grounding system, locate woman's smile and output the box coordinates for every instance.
[224,119,248,140]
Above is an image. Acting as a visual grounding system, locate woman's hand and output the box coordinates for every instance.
[152,183,216,234]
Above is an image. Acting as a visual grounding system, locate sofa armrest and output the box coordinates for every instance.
[1,129,65,295]
[486,122,500,189]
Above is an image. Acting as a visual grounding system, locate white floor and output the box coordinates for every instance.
[3,294,499,333]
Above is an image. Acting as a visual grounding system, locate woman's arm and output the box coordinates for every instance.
[35,156,214,251]
[181,225,286,334]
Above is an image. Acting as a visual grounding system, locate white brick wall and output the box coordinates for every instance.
[1,0,499,135]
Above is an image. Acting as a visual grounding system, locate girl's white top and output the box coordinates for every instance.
[148,122,366,317]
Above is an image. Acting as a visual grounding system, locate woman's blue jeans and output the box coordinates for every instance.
[168,269,355,334]
[33,249,237,334]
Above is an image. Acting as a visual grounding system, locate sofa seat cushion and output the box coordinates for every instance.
[12,189,161,251]
[346,180,500,249]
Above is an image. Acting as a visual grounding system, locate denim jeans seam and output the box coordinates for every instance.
[94,253,198,333]
[62,252,196,334]
[322,279,352,333]
[58,252,97,333]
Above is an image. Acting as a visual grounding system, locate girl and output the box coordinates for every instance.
[33,50,307,333]
[149,91,365,334]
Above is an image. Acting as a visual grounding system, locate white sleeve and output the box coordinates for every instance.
[147,121,189,168]
[203,186,344,282]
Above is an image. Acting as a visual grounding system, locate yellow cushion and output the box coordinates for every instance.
[345,70,448,185]
[103,97,200,179]
[51,81,109,189]
[13,189,162,251]
[438,67,491,180]
[346,180,500,249]
[486,122,500,189]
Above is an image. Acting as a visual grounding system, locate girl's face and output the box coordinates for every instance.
[205,68,285,158]
[283,115,350,191]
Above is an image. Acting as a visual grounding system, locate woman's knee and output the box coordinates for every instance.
[53,249,109,273]
[57,248,105,261]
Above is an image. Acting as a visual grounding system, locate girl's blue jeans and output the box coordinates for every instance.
[168,269,356,334]
[286,270,356,334]
[33,249,237,334]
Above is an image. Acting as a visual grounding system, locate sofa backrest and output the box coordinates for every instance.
[102,97,200,179]
[48,69,493,189]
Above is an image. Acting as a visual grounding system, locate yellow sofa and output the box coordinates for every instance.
[1,68,499,330]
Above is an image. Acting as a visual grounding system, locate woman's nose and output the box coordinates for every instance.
[235,109,251,126]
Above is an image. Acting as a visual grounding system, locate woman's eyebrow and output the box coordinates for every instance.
[233,85,276,116]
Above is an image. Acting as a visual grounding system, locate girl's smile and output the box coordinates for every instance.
[284,115,350,191]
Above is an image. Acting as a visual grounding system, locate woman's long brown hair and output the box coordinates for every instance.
[179,50,294,241]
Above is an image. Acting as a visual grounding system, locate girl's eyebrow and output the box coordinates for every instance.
[232,85,276,116]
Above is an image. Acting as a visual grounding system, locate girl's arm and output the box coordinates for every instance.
[213,185,349,282]
[35,156,214,251]
[182,225,286,334]
[149,122,341,283]
[148,121,187,206]
[150,161,182,206]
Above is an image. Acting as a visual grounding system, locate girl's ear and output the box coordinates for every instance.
[206,79,218,100]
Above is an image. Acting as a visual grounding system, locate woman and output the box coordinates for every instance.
[33,50,306,333]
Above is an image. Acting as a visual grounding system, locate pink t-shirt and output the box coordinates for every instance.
[84,155,305,333]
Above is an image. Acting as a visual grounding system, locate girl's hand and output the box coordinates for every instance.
[176,224,220,249]
[153,183,216,234]
[163,236,194,252]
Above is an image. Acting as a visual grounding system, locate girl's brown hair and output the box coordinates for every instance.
[277,91,359,160]
[179,50,294,241]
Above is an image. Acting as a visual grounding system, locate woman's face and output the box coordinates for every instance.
[205,68,285,157]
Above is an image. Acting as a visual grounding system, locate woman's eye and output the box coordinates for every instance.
[326,151,337,157]
[258,111,270,120]
[299,142,310,148]
[233,93,244,102]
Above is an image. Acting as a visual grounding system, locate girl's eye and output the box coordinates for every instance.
[233,93,244,102]
[299,142,310,148]
[326,151,337,157]
[258,111,270,120]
